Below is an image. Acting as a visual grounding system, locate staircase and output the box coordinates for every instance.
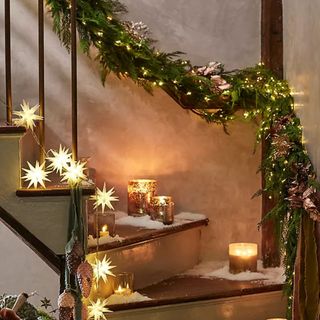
[0,125,286,319]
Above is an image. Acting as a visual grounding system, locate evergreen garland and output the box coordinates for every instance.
[44,0,320,318]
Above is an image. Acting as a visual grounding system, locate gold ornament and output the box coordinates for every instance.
[21,161,51,189]
[66,240,84,274]
[47,145,72,174]
[88,298,111,320]
[90,183,119,213]
[61,160,87,186]
[77,261,94,298]
[91,255,116,283]
[13,100,43,130]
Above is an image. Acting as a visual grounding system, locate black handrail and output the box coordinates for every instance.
[0,205,61,274]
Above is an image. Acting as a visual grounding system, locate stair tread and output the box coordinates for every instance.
[108,275,283,311]
[0,125,26,134]
[16,186,95,197]
[87,217,209,253]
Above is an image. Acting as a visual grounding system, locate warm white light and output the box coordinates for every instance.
[88,298,112,320]
[102,225,108,232]
[13,100,43,130]
[61,160,87,186]
[47,145,72,174]
[91,255,116,283]
[90,183,119,213]
[22,161,51,189]
[229,243,258,257]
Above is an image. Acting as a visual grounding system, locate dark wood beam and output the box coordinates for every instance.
[261,0,283,268]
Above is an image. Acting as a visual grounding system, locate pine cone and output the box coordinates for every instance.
[59,307,73,320]
[77,261,93,298]
[58,291,75,320]
[66,241,84,274]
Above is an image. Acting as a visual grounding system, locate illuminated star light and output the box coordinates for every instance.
[22,161,51,189]
[91,183,119,213]
[61,160,87,186]
[92,255,116,283]
[88,298,112,320]
[47,145,72,174]
[13,100,43,130]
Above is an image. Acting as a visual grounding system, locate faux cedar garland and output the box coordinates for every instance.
[44,0,320,318]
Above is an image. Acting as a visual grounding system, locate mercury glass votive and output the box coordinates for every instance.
[229,243,258,274]
[150,196,174,225]
[113,272,134,296]
[128,179,157,216]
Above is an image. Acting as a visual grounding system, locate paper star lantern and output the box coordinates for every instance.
[90,183,119,213]
[88,298,111,320]
[22,161,51,188]
[91,255,116,283]
[13,100,43,130]
[61,160,87,186]
[47,145,72,174]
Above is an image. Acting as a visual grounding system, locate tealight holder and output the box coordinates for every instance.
[229,243,258,274]
[113,272,134,296]
[150,196,174,225]
[128,179,157,216]
[86,199,116,238]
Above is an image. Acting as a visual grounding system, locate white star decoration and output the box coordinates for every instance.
[92,255,116,283]
[88,298,112,320]
[47,145,72,174]
[13,100,43,130]
[91,183,119,213]
[61,160,87,186]
[22,161,51,188]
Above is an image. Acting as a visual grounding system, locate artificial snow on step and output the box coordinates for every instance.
[106,292,152,305]
[87,234,125,248]
[115,211,206,230]
[183,260,285,284]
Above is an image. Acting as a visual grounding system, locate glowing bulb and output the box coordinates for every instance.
[47,145,72,174]
[22,161,51,189]
[91,255,116,283]
[13,100,43,130]
[88,298,111,320]
[90,183,119,213]
[61,160,87,186]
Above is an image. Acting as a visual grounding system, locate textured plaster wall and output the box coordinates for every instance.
[0,222,59,309]
[283,1,320,175]
[0,0,261,261]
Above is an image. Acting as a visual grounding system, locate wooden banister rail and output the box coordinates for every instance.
[0,205,62,274]
[4,0,12,125]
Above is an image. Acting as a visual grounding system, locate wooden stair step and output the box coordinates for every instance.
[16,186,95,197]
[108,275,283,311]
[88,217,209,253]
[0,125,26,134]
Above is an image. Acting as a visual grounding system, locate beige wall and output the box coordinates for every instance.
[0,0,261,261]
[283,1,320,174]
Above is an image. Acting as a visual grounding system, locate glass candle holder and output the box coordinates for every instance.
[150,196,174,225]
[229,243,258,274]
[113,272,134,296]
[128,179,157,216]
[86,199,116,238]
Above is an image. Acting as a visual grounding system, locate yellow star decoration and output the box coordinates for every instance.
[90,183,119,213]
[22,161,51,189]
[47,145,72,174]
[88,298,112,320]
[61,160,87,186]
[13,100,43,130]
[92,255,116,283]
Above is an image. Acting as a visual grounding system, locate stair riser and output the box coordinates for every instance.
[0,133,69,253]
[107,291,286,320]
[87,227,202,289]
